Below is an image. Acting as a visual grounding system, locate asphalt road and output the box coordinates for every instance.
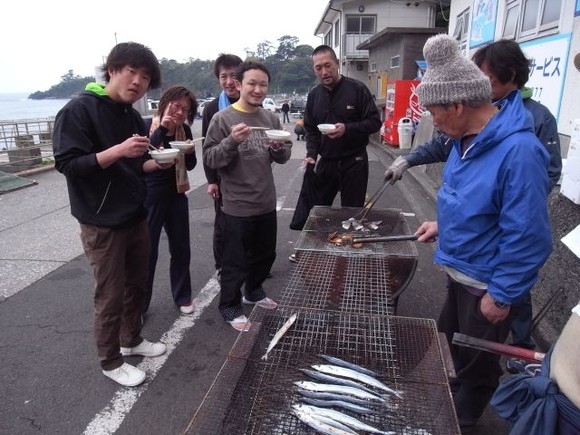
[0,117,509,434]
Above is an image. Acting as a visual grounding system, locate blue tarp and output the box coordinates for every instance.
[491,348,580,434]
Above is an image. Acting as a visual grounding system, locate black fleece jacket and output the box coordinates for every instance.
[304,76,381,161]
[53,91,149,228]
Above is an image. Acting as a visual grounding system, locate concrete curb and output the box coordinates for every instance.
[15,164,55,177]
[369,137,440,203]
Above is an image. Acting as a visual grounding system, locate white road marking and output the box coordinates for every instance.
[83,275,221,435]
[83,170,303,434]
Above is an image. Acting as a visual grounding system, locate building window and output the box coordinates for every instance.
[346,15,376,34]
[371,62,377,72]
[503,2,519,39]
[334,19,340,47]
[390,56,400,68]
[453,8,470,52]
[502,0,562,41]
[325,30,333,47]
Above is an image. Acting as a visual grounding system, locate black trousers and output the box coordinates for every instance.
[219,211,277,321]
[144,193,192,312]
[213,195,225,272]
[315,150,368,207]
[438,278,513,427]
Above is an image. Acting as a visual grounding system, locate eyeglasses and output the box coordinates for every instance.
[170,103,191,114]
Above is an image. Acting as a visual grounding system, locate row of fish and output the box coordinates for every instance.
[292,354,401,434]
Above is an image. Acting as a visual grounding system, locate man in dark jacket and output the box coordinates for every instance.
[202,53,243,280]
[384,39,562,361]
[53,42,168,387]
[303,45,382,208]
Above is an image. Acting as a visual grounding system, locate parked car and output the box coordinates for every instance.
[196,100,211,119]
[262,97,280,113]
[289,98,307,118]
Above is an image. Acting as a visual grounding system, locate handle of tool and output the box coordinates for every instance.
[452,333,545,363]
[351,235,418,244]
[356,180,391,221]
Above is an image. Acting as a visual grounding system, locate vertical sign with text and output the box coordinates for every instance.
[520,34,571,120]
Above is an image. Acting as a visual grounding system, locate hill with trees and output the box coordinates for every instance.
[28,35,317,100]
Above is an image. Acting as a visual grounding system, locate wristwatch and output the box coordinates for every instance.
[493,298,510,309]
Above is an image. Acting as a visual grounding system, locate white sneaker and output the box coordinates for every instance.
[242,296,278,310]
[120,339,167,357]
[179,302,195,315]
[102,362,146,387]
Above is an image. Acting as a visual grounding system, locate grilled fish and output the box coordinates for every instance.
[318,354,378,377]
[261,313,297,360]
[313,364,403,399]
[295,381,386,402]
[297,404,396,435]
[299,368,377,395]
[298,389,381,406]
[292,404,358,435]
[299,397,378,415]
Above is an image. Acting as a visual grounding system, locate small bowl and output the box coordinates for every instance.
[169,141,195,152]
[318,123,336,134]
[265,130,291,141]
[149,148,179,163]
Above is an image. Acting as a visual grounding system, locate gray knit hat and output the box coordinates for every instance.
[417,34,491,107]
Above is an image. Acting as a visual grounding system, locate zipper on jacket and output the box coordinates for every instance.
[96,181,112,214]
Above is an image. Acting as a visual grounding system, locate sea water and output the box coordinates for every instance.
[0,93,70,121]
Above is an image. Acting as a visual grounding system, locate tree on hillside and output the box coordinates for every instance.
[29,70,94,99]
[29,35,317,100]
[276,35,301,61]
[256,41,274,60]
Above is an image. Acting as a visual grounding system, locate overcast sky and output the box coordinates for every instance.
[1,0,329,93]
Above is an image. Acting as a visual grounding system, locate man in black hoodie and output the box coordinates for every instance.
[53,42,168,387]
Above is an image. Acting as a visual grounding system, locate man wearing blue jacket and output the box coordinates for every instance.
[385,39,561,364]
[413,34,552,430]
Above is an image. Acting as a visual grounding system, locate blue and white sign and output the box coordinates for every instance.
[470,0,498,48]
[520,34,571,120]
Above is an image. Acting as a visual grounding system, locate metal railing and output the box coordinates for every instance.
[0,118,55,172]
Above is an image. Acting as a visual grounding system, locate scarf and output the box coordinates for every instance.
[149,116,190,193]
[218,91,232,111]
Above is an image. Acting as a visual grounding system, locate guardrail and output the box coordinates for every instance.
[0,118,55,173]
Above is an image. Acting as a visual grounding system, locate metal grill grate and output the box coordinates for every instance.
[294,206,418,257]
[279,251,395,316]
[186,308,459,434]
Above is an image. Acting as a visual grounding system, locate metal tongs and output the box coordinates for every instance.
[328,232,418,246]
[342,179,391,230]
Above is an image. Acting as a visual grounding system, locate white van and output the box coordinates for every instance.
[262,98,279,112]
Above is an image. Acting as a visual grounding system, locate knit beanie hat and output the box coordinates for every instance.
[417,34,491,107]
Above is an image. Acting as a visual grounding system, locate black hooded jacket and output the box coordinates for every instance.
[53,90,148,228]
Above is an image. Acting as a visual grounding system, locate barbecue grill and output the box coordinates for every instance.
[186,307,459,434]
[185,205,459,434]
[294,206,418,258]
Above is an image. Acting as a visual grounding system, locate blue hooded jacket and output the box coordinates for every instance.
[434,90,552,304]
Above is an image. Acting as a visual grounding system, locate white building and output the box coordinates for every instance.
[314,0,579,152]
[448,0,578,151]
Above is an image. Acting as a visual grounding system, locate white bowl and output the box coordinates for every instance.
[149,148,179,163]
[318,123,336,134]
[265,130,291,141]
[169,141,195,152]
